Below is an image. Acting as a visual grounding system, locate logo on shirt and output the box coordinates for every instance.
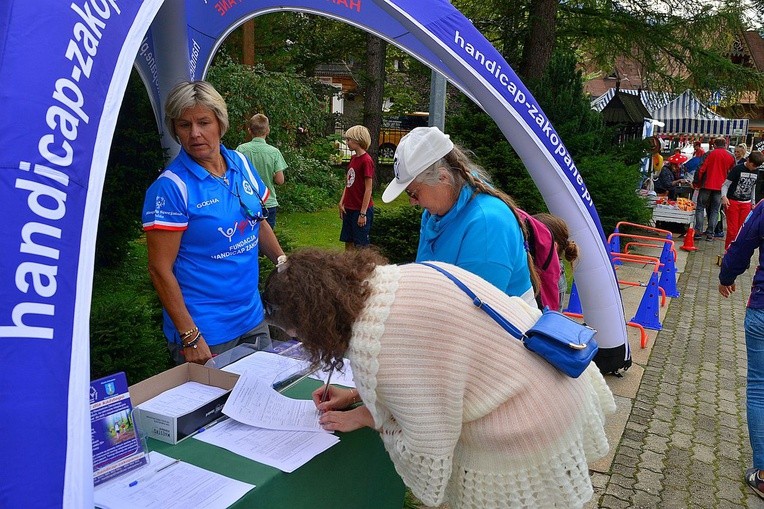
[196,198,220,209]
[217,220,257,241]
[155,196,166,210]
[346,168,356,188]
[242,180,254,195]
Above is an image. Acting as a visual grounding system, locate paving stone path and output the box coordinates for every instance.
[593,236,764,508]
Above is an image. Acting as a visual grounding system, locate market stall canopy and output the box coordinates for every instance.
[591,88,673,114]
[650,89,748,137]
[591,88,748,137]
[599,91,651,124]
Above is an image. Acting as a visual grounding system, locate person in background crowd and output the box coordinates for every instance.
[666,147,688,167]
[263,248,615,509]
[533,213,580,310]
[694,138,735,242]
[654,161,688,200]
[338,125,374,250]
[735,143,749,165]
[693,140,706,158]
[142,81,286,365]
[236,113,287,230]
[721,151,764,251]
[718,200,764,500]
[381,126,539,307]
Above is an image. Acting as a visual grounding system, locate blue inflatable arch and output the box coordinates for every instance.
[0,0,628,506]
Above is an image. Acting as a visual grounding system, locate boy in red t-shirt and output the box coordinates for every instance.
[339,125,375,249]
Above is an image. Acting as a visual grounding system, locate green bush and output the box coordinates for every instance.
[578,155,652,235]
[97,71,165,268]
[373,206,422,264]
[90,243,170,384]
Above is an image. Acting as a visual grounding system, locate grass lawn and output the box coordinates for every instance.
[278,187,412,249]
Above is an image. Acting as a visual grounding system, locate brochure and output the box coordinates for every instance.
[91,372,147,486]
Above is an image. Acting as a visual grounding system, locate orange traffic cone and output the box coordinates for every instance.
[680,226,698,251]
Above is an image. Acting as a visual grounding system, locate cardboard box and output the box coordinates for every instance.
[130,363,239,444]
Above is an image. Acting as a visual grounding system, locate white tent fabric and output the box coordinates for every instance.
[590,88,673,114]
[591,88,749,137]
[651,89,748,136]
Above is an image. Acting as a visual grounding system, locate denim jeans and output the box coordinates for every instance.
[694,189,722,234]
[746,307,764,468]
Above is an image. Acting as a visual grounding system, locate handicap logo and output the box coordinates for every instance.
[89,386,98,404]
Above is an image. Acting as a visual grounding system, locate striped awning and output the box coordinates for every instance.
[591,88,749,137]
[590,88,674,113]
[650,90,748,137]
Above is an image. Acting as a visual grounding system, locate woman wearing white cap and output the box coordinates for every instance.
[382,126,539,306]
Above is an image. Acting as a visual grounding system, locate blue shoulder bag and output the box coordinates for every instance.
[419,262,598,378]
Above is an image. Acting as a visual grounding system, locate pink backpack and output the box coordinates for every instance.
[516,209,562,311]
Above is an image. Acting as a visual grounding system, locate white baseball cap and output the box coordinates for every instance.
[381,126,454,203]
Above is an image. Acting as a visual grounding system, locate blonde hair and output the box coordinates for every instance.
[344,125,371,151]
[247,113,270,137]
[164,81,229,139]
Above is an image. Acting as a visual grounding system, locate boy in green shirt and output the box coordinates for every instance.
[237,114,287,229]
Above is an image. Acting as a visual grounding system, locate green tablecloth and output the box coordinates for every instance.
[149,377,406,509]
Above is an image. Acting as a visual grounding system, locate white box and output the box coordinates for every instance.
[652,206,694,224]
[130,363,239,444]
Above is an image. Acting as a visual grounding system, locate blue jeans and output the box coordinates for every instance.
[168,321,271,364]
[694,189,721,234]
[265,207,278,230]
[746,307,764,468]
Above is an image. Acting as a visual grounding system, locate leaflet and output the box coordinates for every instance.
[94,451,254,509]
[193,418,339,473]
[223,373,324,432]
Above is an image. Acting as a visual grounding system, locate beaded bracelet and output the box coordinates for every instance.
[182,331,201,349]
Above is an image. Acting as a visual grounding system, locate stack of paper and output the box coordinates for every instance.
[94,451,254,509]
[134,381,227,417]
[194,373,340,472]
[222,350,311,389]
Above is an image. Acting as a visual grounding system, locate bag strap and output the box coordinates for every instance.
[419,262,525,341]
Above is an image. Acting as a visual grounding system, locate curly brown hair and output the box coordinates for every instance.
[262,248,388,371]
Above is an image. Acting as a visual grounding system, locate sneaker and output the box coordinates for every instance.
[746,468,764,499]
[706,234,714,242]
[693,233,704,240]
[714,231,725,238]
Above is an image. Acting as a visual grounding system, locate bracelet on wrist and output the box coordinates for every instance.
[179,326,198,340]
[182,331,201,349]
[359,213,366,217]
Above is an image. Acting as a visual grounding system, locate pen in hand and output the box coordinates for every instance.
[319,365,335,405]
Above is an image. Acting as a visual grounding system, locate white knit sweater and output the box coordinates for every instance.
[346,262,616,509]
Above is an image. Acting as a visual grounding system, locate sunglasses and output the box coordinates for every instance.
[236,183,269,223]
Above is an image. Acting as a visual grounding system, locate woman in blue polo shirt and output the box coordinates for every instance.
[142,81,286,365]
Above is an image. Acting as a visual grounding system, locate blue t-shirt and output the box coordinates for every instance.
[142,145,271,346]
[416,185,534,302]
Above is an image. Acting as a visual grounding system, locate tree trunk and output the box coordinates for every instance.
[242,20,255,66]
[519,0,557,80]
[362,33,387,178]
